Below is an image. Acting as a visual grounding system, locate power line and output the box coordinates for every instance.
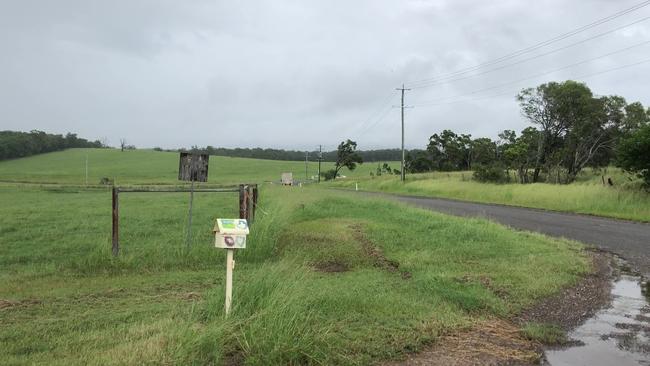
[412,40,650,106]
[406,0,650,87]
[348,92,397,136]
[344,1,650,149]
[317,145,322,183]
[413,57,650,108]
[409,16,650,89]
[354,103,395,139]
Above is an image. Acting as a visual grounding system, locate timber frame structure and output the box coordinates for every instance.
[111,184,258,256]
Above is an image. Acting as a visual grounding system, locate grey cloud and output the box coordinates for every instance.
[0,0,648,150]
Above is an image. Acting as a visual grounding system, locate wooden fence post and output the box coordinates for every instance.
[112,186,120,256]
[247,185,253,222]
[251,184,258,223]
[239,184,247,220]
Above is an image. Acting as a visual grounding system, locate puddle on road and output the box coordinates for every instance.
[545,275,650,366]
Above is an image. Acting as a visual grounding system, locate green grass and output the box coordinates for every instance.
[0,148,394,185]
[327,170,650,222]
[521,322,568,345]
[0,184,589,365]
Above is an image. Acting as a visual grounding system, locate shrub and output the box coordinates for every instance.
[473,163,509,183]
[321,169,337,181]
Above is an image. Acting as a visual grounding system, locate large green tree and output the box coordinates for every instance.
[501,127,540,183]
[427,130,473,170]
[327,139,363,180]
[471,137,497,167]
[405,150,433,173]
[517,80,641,183]
[617,124,650,189]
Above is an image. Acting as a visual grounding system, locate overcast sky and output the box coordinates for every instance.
[1,0,649,150]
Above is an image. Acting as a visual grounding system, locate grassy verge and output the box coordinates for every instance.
[521,322,568,345]
[326,170,650,222]
[0,185,589,365]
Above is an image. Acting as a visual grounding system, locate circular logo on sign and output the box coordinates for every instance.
[224,236,235,247]
[236,236,245,246]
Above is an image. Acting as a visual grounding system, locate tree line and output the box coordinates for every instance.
[0,130,103,161]
[182,146,403,163]
[404,80,650,187]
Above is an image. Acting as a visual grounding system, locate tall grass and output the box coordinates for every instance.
[328,170,650,222]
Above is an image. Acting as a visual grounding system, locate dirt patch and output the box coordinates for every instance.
[383,319,541,366]
[314,260,349,273]
[222,350,245,366]
[516,250,613,330]
[349,224,412,279]
[0,298,41,310]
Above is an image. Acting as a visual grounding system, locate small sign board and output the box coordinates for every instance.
[281,172,293,186]
[214,219,249,249]
[178,153,209,182]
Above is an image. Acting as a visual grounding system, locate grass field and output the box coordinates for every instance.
[0,184,588,365]
[327,170,650,222]
[0,148,395,185]
[0,150,591,364]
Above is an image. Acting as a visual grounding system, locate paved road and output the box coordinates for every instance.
[365,192,650,276]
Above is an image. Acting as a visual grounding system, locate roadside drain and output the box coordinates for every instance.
[544,274,650,366]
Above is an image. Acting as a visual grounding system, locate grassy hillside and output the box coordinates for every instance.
[0,185,588,365]
[0,148,392,185]
[327,170,650,222]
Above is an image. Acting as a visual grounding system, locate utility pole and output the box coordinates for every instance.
[396,84,411,182]
[317,145,322,183]
[305,151,309,181]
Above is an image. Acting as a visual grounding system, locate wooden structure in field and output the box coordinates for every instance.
[111,184,258,257]
[178,153,209,182]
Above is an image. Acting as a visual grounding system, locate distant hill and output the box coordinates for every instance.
[1,129,406,163]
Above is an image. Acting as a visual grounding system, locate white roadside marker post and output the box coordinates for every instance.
[213,218,249,316]
[225,249,234,314]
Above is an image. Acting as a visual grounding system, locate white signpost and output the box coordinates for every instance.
[213,218,249,316]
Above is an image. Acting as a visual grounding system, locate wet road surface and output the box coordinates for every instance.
[545,274,650,365]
